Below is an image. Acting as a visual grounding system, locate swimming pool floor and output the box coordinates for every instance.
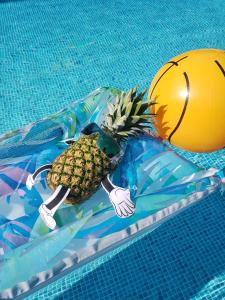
[1,0,225,299]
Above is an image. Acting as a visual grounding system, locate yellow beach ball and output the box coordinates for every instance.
[148,48,225,152]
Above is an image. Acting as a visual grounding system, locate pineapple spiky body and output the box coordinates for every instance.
[47,134,112,204]
[47,88,155,204]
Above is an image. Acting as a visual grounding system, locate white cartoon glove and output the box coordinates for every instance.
[26,174,35,190]
[109,187,135,218]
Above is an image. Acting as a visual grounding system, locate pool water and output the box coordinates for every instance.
[1,0,225,299]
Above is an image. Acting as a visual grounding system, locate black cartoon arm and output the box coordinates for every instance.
[26,164,52,190]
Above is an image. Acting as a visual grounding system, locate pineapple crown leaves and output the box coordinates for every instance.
[102,87,156,141]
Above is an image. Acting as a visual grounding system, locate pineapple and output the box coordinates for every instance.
[47,134,112,204]
[46,87,155,204]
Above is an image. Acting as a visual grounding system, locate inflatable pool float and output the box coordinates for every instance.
[0,87,224,299]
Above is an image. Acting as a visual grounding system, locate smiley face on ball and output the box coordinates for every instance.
[148,48,225,152]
